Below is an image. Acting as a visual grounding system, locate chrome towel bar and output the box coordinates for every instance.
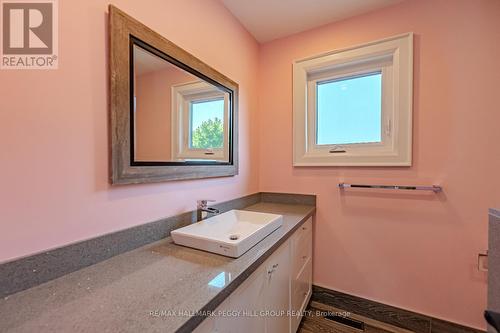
[338,183,442,193]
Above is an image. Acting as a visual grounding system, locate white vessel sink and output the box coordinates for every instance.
[171,210,283,258]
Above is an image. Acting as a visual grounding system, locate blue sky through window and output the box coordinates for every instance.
[190,98,224,130]
[316,72,382,145]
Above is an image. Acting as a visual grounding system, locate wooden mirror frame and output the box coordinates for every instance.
[109,5,239,184]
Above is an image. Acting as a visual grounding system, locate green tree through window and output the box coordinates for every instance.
[191,117,223,149]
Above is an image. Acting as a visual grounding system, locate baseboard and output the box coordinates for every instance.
[311,285,485,333]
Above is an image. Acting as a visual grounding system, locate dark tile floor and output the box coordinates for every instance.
[299,301,413,333]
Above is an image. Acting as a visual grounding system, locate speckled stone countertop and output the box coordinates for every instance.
[490,208,500,218]
[0,202,315,333]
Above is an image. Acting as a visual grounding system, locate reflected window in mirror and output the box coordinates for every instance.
[130,38,232,165]
[171,80,229,161]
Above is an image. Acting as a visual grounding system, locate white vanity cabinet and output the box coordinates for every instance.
[193,217,313,333]
[263,240,292,332]
[224,260,267,333]
[290,217,313,332]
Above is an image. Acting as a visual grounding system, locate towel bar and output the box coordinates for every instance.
[338,183,442,193]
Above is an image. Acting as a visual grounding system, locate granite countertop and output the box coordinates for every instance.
[490,208,500,218]
[0,202,315,333]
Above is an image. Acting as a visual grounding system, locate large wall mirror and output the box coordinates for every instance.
[131,39,232,164]
[110,6,238,184]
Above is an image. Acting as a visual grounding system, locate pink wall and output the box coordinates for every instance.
[135,67,195,161]
[0,0,259,261]
[1,0,498,329]
[258,0,500,329]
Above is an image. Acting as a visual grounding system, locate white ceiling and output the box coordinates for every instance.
[221,0,405,43]
[134,45,175,76]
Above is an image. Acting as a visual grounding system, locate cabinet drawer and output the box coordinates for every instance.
[293,218,312,245]
[291,258,312,310]
[292,231,311,278]
[291,258,312,332]
[292,218,312,277]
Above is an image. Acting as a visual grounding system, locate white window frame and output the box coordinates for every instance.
[171,81,229,161]
[293,33,413,166]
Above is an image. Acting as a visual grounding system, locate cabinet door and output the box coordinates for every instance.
[265,242,291,333]
[226,265,267,333]
[194,267,266,333]
[192,315,216,333]
[193,300,229,333]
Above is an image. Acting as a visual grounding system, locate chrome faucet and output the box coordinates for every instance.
[197,199,220,221]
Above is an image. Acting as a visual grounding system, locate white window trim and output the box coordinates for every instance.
[171,81,229,161]
[293,33,413,166]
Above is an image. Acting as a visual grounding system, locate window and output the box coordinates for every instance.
[316,72,382,145]
[190,98,224,149]
[293,33,413,166]
[171,81,229,161]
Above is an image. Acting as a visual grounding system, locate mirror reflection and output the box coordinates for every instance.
[132,42,230,163]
